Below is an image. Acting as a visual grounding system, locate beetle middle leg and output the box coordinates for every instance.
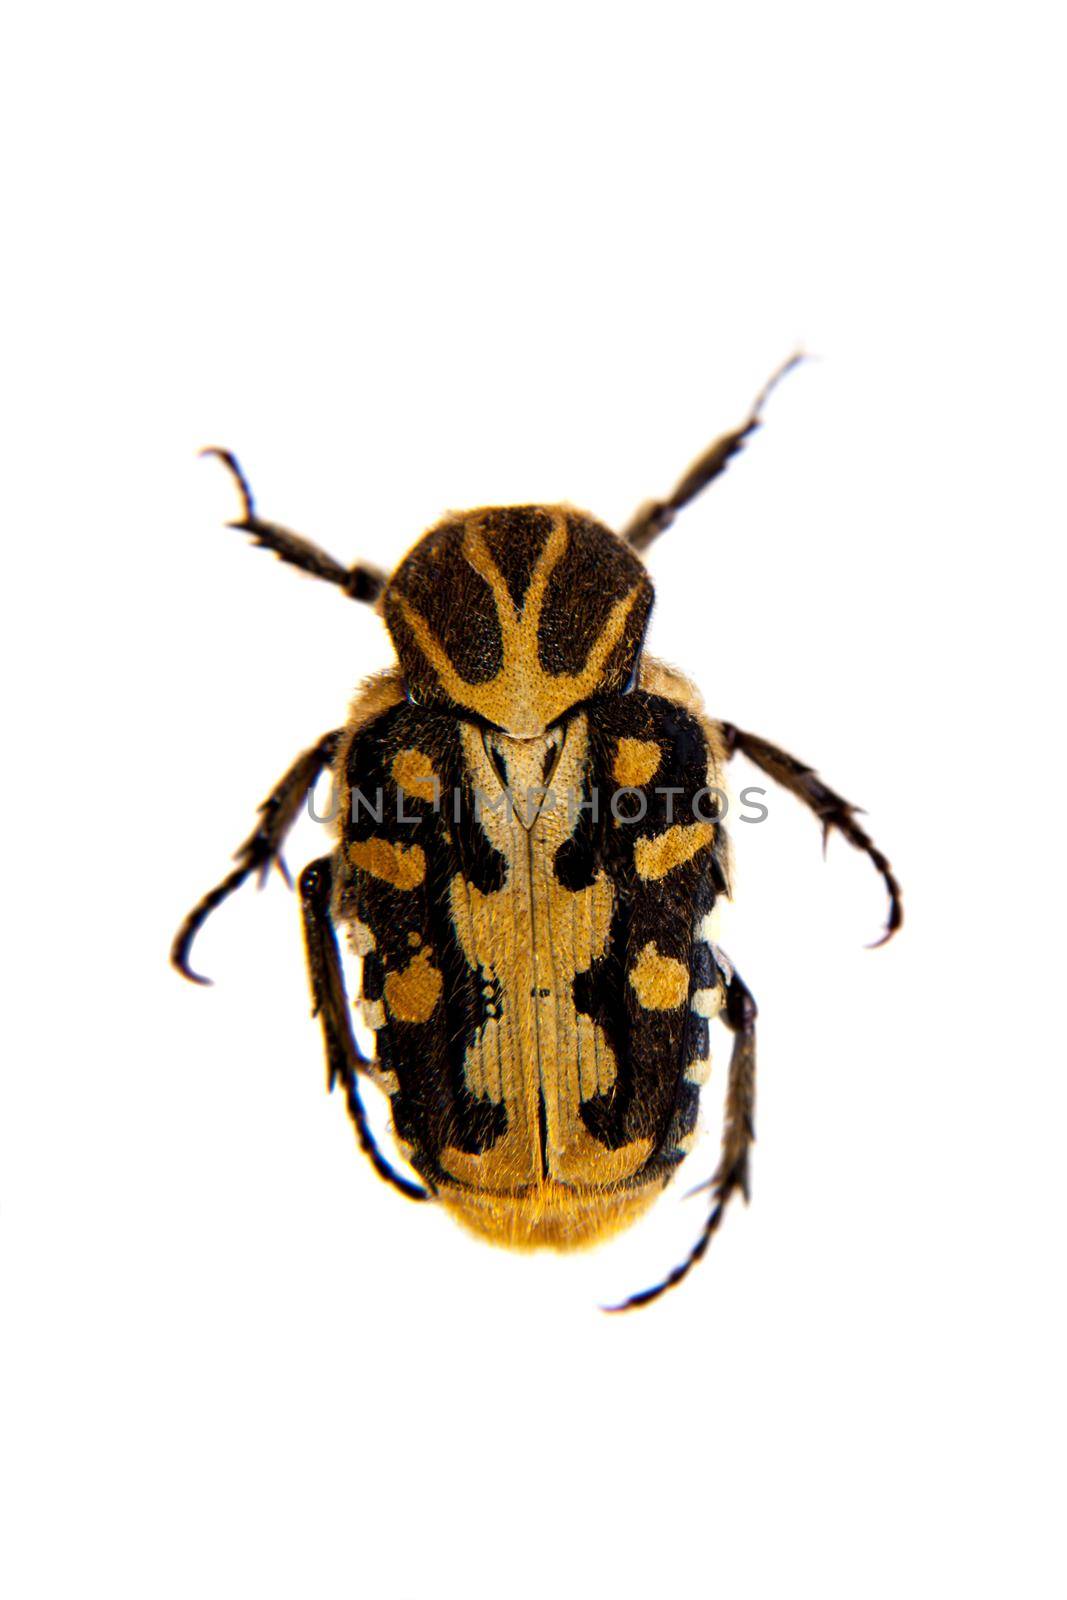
[299,855,430,1202]
[171,728,343,984]
[718,721,903,946]
[607,954,757,1312]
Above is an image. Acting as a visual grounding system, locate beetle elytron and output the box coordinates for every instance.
[173,358,901,1310]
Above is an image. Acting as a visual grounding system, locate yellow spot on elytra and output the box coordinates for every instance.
[629,942,689,1010]
[384,947,443,1024]
[612,737,660,788]
[407,930,421,947]
[348,838,426,890]
[634,821,715,881]
[391,747,438,801]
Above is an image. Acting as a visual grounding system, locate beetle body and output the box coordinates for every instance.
[174,363,901,1308]
[334,651,729,1250]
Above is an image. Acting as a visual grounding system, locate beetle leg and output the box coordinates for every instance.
[620,354,804,553]
[606,957,757,1312]
[172,729,344,984]
[719,721,903,946]
[201,448,388,603]
[299,856,430,1202]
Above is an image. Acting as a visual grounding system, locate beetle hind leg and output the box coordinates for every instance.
[299,855,430,1203]
[605,957,756,1313]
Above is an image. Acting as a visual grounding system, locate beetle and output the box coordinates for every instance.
[172,358,901,1310]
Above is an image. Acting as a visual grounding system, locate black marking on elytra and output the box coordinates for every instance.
[432,1074,509,1159]
[449,750,509,896]
[338,703,513,1172]
[537,1088,550,1180]
[579,1084,629,1151]
[672,1080,701,1142]
[339,689,733,1193]
[686,1013,710,1064]
[692,941,715,990]
[362,951,385,1003]
[562,692,731,1175]
[552,765,601,891]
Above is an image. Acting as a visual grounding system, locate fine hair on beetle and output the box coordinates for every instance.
[173,355,901,1312]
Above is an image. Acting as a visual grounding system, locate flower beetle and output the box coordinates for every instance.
[173,358,901,1310]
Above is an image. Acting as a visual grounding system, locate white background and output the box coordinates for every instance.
[2,5,1064,1598]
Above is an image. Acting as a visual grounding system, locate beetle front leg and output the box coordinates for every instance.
[621,354,804,553]
[202,448,388,603]
[299,856,430,1203]
[607,955,757,1312]
[718,721,903,946]
[171,729,344,984]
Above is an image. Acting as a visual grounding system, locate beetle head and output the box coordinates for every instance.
[383,507,653,737]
